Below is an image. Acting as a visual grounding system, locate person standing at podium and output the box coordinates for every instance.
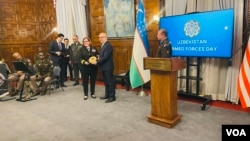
[156,29,172,58]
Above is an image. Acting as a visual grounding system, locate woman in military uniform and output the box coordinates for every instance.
[79,37,99,100]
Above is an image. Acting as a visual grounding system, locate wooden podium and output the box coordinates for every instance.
[144,57,186,128]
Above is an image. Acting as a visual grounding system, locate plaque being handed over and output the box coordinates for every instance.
[88,56,97,64]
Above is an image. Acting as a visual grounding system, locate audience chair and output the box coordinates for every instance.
[0,64,9,100]
[17,73,36,101]
[114,70,130,91]
[47,66,64,95]
[10,61,36,101]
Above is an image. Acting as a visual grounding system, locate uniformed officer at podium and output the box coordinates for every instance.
[156,29,172,58]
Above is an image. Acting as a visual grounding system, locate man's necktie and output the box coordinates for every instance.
[59,43,62,50]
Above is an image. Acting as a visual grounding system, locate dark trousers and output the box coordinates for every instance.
[82,68,98,96]
[65,60,73,79]
[53,58,66,85]
[58,58,66,85]
[72,63,80,83]
[102,70,115,99]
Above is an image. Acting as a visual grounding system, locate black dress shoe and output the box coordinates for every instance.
[73,82,79,86]
[105,98,116,103]
[91,95,96,99]
[100,96,109,100]
[83,96,88,100]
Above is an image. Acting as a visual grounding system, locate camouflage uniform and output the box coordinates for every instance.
[156,38,172,58]
[34,52,50,62]
[8,58,33,96]
[30,58,53,95]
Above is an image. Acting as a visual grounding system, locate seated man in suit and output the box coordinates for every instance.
[30,52,53,96]
[8,52,33,96]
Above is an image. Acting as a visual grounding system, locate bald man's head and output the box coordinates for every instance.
[98,32,108,44]
[13,52,22,60]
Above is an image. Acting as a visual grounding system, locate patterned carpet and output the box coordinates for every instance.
[95,80,250,113]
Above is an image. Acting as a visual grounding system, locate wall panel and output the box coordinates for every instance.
[0,0,56,68]
[89,0,160,79]
[0,0,161,81]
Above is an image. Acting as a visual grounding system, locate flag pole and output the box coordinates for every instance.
[137,84,148,97]
[129,0,150,93]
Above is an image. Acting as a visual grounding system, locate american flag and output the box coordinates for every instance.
[129,0,150,89]
[237,36,250,108]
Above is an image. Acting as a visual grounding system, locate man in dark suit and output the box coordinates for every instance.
[48,33,67,87]
[64,38,73,81]
[95,32,116,103]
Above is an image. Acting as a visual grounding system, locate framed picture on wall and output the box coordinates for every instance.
[104,0,135,38]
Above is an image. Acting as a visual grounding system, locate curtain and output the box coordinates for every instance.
[56,0,87,43]
[71,0,88,41]
[224,1,244,104]
[165,0,243,104]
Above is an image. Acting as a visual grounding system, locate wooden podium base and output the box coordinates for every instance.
[147,114,181,128]
[144,58,186,129]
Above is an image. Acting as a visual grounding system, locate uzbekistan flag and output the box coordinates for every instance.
[129,0,150,89]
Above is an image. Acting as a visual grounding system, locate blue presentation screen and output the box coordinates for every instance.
[159,9,234,58]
